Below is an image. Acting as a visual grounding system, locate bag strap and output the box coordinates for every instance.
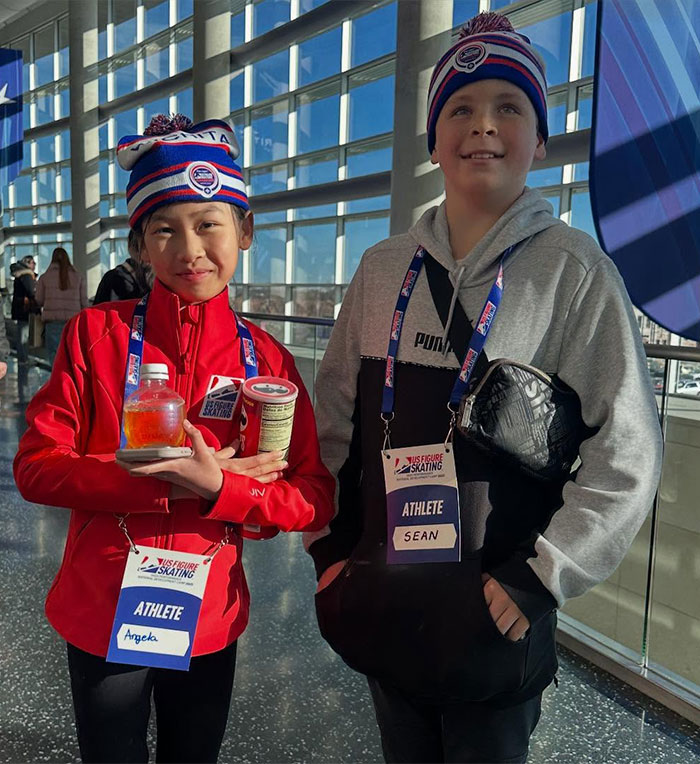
[423,252,490,382]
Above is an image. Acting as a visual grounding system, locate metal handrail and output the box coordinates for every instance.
[240,314,700,362]
[239,311,335,327]
[643,343,700,361]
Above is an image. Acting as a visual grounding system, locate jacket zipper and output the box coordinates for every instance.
[163,305,201,551]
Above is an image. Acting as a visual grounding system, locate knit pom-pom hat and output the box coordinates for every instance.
[117,114,249,231]
[426,12,548,153]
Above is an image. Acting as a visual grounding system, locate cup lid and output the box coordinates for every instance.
[242,376,298,403]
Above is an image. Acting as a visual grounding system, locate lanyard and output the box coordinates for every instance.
[381,244,517,430]
[119,292,259,448]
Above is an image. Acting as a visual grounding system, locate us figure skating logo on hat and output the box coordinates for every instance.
[455,42,487,72]
[186,162,222,197]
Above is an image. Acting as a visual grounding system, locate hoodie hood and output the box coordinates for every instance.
[408,187,564,356]
[11,265,35,279]
[408,187,564,287]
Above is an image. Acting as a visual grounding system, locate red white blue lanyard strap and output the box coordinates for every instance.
[381,244,516,422]
[119,292,259,448]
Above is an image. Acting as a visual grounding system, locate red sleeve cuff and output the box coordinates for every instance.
[204,470,256,523]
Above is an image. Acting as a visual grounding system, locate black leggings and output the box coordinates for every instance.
[66,641,237,764]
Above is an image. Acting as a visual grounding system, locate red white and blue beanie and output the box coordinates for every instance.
[117,114,249,231]
[427,12,548,154]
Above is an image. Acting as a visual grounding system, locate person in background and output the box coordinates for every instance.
[35,247,88,365]
[0,291,9,379]
[92,233,152,304]
[10,255,38,364]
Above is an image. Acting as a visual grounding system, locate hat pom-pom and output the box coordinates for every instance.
[458,11,514,38]
[144,113,194,136]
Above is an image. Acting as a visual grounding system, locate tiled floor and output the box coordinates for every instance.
[0,358,698,763]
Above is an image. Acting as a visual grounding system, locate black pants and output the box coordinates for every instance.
[66,642,237,764]
[368,677,542,764]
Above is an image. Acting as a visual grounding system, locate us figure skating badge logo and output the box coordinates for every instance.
[199,375,243,420]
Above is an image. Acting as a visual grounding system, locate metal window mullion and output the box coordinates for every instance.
[108,115,116,151]
[244,62,253,112]
[289,42,299,93]
[562,82,578,184]
[28,33,37,129]
[243,104,252,168]
[339,72,349,146]
[560,185,573,226]
[137,1,146,43]
[334,216,344,286]
[136,0,146,91]
[341,18,352,73]
[137,51,146,91]
[244,0,254,43]
[242,240,250,283]
[169,25,177,76]
[54,81,61,120]
[107,2,115,59]
[108,151,116,195]
[28,31,36,91]
[53,20,60,83]
[56,158,64,203]
[288,100,298,161]
[284,223,294,345]
[569,0,585,84]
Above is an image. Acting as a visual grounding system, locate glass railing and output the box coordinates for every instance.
[561,344,700,710]
[241,313,700,712]
[240,312,334,404]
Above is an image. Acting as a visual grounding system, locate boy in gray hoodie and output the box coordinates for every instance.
[305,12,663,763]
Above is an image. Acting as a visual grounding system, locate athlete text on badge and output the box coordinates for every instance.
[133,601,185,621]
[401,500,444,516]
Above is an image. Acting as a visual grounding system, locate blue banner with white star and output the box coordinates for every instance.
[590,0,700,341]
[0,48,23,194]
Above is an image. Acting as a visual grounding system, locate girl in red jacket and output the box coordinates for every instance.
[14,115,334,764]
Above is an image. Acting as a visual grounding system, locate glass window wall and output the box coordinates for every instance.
[298,26,341,87]
[348,66,395,142]
[297,83,340,154]
[351,3,397,67]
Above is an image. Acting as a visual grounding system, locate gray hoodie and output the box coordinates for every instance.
[307,187,663,613]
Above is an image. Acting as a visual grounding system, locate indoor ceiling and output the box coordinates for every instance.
[0,0,51,33]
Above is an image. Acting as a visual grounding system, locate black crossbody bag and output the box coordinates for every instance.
[424,253,596,483]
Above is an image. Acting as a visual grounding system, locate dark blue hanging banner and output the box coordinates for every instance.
[590,0,700,340]
[0,48,23,192]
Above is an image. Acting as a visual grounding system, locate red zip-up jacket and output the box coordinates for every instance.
[14,279,334,657]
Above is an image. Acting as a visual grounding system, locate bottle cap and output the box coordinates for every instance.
[141,363,169,381]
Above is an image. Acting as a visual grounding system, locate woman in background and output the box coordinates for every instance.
[35,247,88,364]
[10,254,38,364]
